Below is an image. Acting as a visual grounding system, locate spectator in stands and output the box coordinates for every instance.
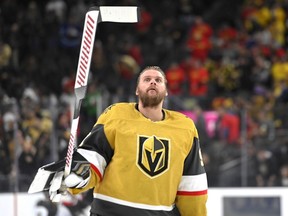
[186,59,209,95]
[56,111,71,159]
[90,40,115,94]
[165,62,186,95]
[18,133,39,191]
[255,148,278,187]
[245,143,259,186]
[2,111,17,160]
[186,16,213,62]
[114,54,140,98]
[21,105,42,146]
[269,3,286,47]
[271,53,288,97]
[0,139,11,191]
[276,80,288,104]
[135,6,152,36]
[81,80,102,140]
[0,39,12,69]
[45,0,67,23]
[35,110,53,165]
[253,109,275,148]
[251,55,272,92]
[214,106,240,145]
[59,12,82,52]
[275,164,288,186]
[241,0,271,34]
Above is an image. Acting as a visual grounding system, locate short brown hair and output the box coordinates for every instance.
[136,66,167,86]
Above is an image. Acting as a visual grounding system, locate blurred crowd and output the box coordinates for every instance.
[1,0,288,195]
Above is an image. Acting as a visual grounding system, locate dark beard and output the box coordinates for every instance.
[138,89,166,108]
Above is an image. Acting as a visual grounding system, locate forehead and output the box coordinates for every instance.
[139,69,165,79]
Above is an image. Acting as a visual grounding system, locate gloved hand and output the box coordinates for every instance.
[64,151,91,189]
[28,150,91,202]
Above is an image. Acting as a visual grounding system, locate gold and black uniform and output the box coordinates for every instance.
[70,102,208,216]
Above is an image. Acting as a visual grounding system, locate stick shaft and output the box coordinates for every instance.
[64,10,100,177]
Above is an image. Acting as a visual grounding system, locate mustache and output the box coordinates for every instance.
[147,87,157,92]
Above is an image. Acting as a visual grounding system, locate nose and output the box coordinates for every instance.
[150,79,156,85]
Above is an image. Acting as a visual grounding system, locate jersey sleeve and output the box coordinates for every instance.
[69,105,116,194]
[175,137,208,216]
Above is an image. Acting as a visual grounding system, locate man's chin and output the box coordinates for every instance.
[147,90,157,94]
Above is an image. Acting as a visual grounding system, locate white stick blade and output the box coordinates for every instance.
[99,6,139,23]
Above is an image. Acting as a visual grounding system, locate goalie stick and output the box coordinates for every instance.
[66,5,139,177]
[28,6,139,199]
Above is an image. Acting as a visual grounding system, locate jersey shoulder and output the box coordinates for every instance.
[102,102,135,114]
[166,109,193,122]
[165,109,197,130]
[166,110,198,137]
[97,102,135,123]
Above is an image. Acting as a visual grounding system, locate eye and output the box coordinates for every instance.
[155,78,163,83]
[144,78,151,82]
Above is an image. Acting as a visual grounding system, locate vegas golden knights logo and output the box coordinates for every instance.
[137,135,170,178]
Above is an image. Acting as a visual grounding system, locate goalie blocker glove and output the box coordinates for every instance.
[65,152,91,189]
[28,150,91,201]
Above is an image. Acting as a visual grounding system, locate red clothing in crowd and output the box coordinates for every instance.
[218,113,240,144]
[165,64,186,95]
[217,26,238,44]
[135,8,152,34]
[187,63,209,96]
[186,17,213,61]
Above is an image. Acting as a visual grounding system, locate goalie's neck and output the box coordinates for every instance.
[136,103,165,122]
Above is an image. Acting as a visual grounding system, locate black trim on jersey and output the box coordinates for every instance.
[91,198,180,216]
[183,137,205,175]
[80,124,114,164]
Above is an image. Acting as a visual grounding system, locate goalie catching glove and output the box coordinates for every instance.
[28,150,91,202]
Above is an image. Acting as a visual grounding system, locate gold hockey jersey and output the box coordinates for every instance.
[70,102,208,216]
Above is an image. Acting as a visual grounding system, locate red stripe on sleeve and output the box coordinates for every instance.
[90,164,103,181]
[177,189,208,196]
